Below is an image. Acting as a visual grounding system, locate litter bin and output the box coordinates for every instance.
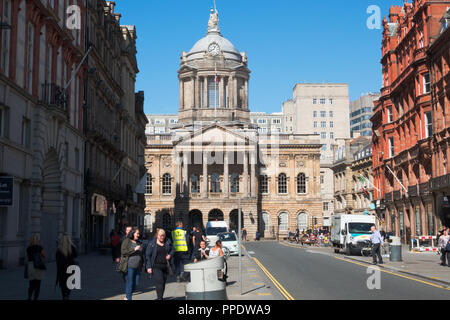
[184,256,228,300]
[389,236,402,262]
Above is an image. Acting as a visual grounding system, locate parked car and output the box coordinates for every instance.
[217,232,239,256]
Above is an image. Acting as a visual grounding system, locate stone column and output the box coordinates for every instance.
[244,79,248,109]
[183,152,189,196]
[250,150,256,198]
[224,151,229,198]
[203,152,208,198]
[234,76,239,108]
[179,80,183,109]
[219,76,224,108]
[243,150,248,198]
[176,152,182,197]
[228,76,233,109]
[203,76,209,109]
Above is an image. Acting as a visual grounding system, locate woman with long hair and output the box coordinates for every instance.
[120,228,143,300]
[26,235,46,300]
[56,234,77,300]
[145,229,174,300]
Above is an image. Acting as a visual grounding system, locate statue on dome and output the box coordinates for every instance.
[208,8,220,32]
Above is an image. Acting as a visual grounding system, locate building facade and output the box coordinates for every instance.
[332,137,376,218]
[350,93,380,138]
[0,0,86,268]
[282,83,351,227]
[372,0,449,244]
[428,8,450,228]
[83,0,147,252]
[144,9,323,240]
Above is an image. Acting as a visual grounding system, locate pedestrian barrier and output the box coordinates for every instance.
[184,256,228,300]
[410,235,439,252]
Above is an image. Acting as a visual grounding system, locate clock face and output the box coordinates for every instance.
[208,43,220,56]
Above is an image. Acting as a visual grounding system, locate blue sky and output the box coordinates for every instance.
[115,0,399,114]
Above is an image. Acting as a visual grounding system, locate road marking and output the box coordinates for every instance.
[334,256,450,291]
[253,257,295,300]
[257,293,272,296]
[254,283,265,285]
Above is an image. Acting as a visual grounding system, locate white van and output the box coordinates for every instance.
[205,221,229,248]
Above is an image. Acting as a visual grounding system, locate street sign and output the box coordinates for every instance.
[0,177,13,207]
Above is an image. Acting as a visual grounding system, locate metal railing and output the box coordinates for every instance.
[40,83,68,111]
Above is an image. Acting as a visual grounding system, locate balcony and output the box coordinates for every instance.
[40,83,68,113]
[430,173,450,191]
[393,190,402,200]
[419,181,430,196]
[408,185,418,197]
[385,192,393,202]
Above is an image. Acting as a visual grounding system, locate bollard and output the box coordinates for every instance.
[389,236,402,262]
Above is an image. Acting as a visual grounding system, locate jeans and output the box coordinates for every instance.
[371,243,383,264]
[174,252,189,277]
[125,267,141,300]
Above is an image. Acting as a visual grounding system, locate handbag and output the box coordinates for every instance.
[166,260,174,276]
[445,242,450,252]
[33,251,46,270]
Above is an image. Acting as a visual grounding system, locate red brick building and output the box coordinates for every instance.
[428,8,450,229]
[372,0,449,244]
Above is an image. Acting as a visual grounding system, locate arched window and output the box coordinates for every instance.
[191,174,200,194]
[144,214,152,235]
[145,173,152,194]
[297,173,306,194]
[162,174,172,195]
[231,173,239,193]
[279,212,289,231]
[208,76,219,108]
[297,212,308,231]
[262,212,270,231]
[260,175,268,194]
[278,173,287,194]
[211,173,221,193]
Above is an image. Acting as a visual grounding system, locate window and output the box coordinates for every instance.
[211,173,220,193]
[329,99,333,105]
[330,132,334,139]
[297,173,306,194]
[162,174,172,195]
[323,202,329,211]
[321,132,327,139]
[65,142,69,166]
[27,23,35,94]
[279,212,288,231]
[425,112,433,138]
[1,0,11,75]
[231,173,239,193]
[423,73,430,94]
[320,99,326,104]
[387,106,393,123]
[297,213,308,231]
[191,174,200,194]
[321,175,324,184]
[278,173,287,194]
[330,121,334,128]
[415,206,421,236]
[272,118,281,124]
[208,77,219,108]
[146,174,153,194]
[313,111,317,118]
[144,214,153,235]
[21,117,31,148]
[260,175,268,194]
[313,99,317,105]
[313,121,317,128]
[321,122,326,128]
[389,137,395,158]
[321,111,326,118]
[329,111,334,118]
[169,119,178,124]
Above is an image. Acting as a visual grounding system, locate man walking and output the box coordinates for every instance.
[438,229,449,266]
[370,225,384,265]
[171,221,189,282]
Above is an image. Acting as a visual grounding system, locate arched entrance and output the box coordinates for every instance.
[189,210,204,232]
[297,212,308,232]
[230,209,244,232]
[41,149,63,261]
[208,209,224,222]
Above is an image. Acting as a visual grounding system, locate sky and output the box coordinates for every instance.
[115,0,401,115]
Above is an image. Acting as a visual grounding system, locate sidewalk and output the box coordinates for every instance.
[0,248,278,300]
[282,241,450,286]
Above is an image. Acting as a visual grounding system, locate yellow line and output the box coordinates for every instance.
[334,256,450,290]
[253,257,295,300]
[254,283,265,285]
[257,293,272,296]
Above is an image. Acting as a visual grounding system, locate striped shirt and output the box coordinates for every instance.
[371,230,384,244]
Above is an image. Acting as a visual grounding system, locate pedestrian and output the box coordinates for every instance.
[146,229,174,300]
[193,225,205,250]
[194,240,210,263]
[119,228,143,300]
[55,234,78,300]
[242,227,247,242]
[370,225,384,265]
[26,235,46,301]
[188,226,196,261]
[438,229,449,266]
[171,221,190,282]
[209,240,224,258]
[110,230,121,263]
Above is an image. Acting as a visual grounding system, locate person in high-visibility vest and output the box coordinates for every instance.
[171,221,189,282]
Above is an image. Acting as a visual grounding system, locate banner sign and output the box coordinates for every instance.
[0,177,13,207]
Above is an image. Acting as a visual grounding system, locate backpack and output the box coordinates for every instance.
[445,241,450,252]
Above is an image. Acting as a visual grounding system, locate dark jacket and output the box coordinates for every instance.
[118,238,140,273]
[55,246,77,288]
[145,238,174,270]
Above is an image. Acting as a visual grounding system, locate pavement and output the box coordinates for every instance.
[0,247,278,300]
[244,241,450,300]
[280,240,450,286]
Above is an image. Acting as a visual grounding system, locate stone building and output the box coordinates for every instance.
[372,0,448,244]
[144,9,322,239]
[83,1,147,251]
[282,83,351,228]
[332,137,376,218]
[428,8,450,228]
[0,0,86,267]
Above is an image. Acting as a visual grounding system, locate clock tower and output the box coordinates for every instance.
[178,8,251,125]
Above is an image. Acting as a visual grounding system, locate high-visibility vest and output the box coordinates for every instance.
[172,229,188,252]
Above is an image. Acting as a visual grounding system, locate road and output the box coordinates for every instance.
[244,241,450,300]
